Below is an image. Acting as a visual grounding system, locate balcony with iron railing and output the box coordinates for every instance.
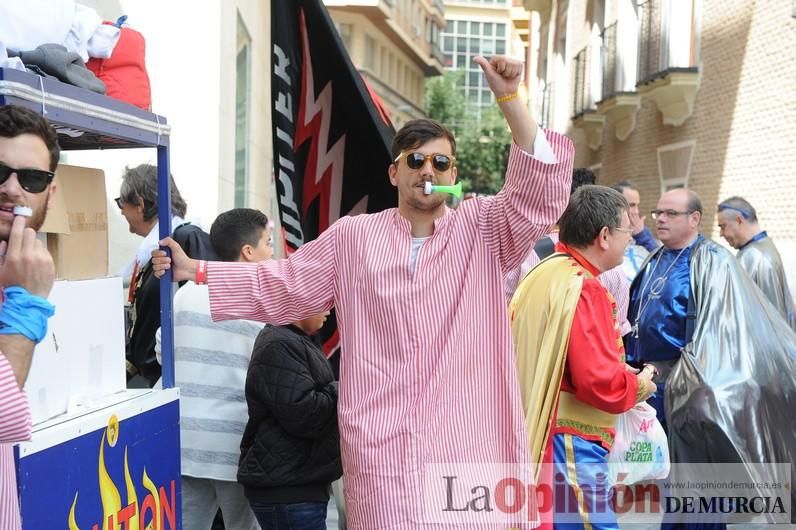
[637,0,701,85]
[596,21,641,140]
[601,22,618,100]
[635,0,700,126]
[325,0,444,75]
[571,45,605,150]
[572,46,594,118]
[391,6,446,74]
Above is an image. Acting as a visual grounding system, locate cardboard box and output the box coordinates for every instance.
[24,277,127,425]
[39,165,109,280]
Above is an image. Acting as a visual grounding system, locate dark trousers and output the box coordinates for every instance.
[250,501,327,530]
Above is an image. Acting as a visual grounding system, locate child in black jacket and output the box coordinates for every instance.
[238,312,341,530]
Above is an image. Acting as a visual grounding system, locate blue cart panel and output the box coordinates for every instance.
[17,392,181,530]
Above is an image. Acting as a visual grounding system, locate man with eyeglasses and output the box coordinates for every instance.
[115,163,218,388]
[150,55,574,529]
[0,105,58,530]
[717,196,795,330]
[627,189,705,434]
[628,189,796,529]
[511,185,656,528]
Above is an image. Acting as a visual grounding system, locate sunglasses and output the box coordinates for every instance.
[0,162,55,193]
[395,152,455,172]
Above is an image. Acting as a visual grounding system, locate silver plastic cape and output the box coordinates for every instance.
[737,236,796,331]
[665,240,796,516]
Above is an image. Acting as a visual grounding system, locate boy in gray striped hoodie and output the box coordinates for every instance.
[156,208,274,529]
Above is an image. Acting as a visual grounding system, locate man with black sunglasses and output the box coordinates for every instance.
[0,109,57,238]
[0,104,59,530]
[152,55,574,528]
[717,196,795,330]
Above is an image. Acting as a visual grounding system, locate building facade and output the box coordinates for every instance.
[441,0,532,108]
[526,0,796,291]
[325,0,447,128]
[61,0,278,271]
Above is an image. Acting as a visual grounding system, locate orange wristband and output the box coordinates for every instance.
[196,260,208,284]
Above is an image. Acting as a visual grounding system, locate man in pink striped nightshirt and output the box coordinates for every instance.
[154,55,574,529]
[0,106,58,529]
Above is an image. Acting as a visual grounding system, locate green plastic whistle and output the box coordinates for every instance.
[423,181,463,199]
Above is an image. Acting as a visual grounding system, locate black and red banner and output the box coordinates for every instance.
[271,0,397,358]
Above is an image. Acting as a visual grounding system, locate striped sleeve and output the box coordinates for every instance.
[480,129,574,274]
[207,218,343,325]
[504,247,542,301]
[0,353,32,443]
[599,265,632,336]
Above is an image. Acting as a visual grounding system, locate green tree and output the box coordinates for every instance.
[425,71,466,128]
[424,72,512,195]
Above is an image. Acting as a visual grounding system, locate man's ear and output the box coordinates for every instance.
[45,181,57,210]
[388,164,398,187]
[598,226,610,251]
[451,165,458,184]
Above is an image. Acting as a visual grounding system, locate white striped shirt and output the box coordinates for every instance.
[207,131,573,529]
[169,283,263,481]
[0,352,32,530]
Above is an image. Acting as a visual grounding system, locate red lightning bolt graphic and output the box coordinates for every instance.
[293,9,347,358]
[294,8,346,235]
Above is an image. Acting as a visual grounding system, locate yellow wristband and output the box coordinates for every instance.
[495,92,518,104]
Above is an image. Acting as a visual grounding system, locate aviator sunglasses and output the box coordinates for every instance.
[395,151,456,172]
[0,162,55,193]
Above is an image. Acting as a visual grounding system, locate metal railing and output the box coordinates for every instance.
[601,22,618,100]
[636,0,659,84]
[572,46,595,118]
[637,0,698,85]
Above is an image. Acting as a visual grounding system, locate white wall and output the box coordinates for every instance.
[63,0,276,273]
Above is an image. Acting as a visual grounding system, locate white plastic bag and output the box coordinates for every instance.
[607,402,670,484]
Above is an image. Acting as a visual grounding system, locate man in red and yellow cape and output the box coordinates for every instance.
[510,185,657,530]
